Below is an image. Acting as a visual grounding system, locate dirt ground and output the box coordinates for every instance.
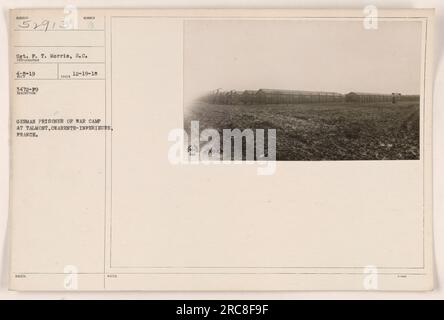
[184,101,420,161]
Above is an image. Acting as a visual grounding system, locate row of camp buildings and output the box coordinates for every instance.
[201,89,419,105]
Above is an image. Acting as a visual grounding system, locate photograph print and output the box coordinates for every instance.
[183,19,423,161]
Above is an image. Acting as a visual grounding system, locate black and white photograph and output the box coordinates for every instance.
[184,20,423,160]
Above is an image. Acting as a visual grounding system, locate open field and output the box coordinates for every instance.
[184,101,420,161]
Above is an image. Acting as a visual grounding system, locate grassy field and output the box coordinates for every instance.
[184,101,420,160]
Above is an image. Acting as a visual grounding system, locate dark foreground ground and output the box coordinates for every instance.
[184,101,420,161]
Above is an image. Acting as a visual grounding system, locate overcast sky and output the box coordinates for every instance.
[184,19,423,105]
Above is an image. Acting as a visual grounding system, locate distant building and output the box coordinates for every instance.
[345,92,401,104]
[240,90,258,104]
[255,89,344,104]
[202,89,415,105]
[400,94,420,102]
